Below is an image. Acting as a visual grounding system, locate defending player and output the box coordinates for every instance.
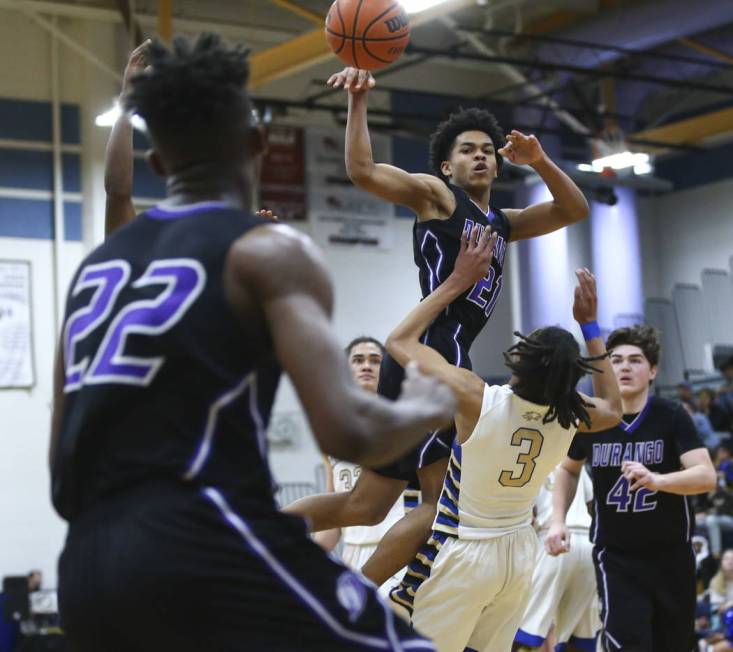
[315,336,407,595]
[384,225,621,652]
[547,325,717,652]
[514,467,600,652]
[50,34,456,652]
[286,66,590,586]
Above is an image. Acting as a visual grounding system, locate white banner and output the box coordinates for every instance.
[311,211,395,250]
[0,260,34,388]
[306,126,395,249]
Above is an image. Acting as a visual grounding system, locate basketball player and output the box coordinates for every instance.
[286,67,590,586]
[547,325,717,652]
[50,34,457,652]
[384,225,621,652]
[514,467,600,652]
[315,336,408,595]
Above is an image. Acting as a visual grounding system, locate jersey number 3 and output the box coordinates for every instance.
[63,258,206,392]
[499,427,544,488]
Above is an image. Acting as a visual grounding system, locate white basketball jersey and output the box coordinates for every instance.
[434,384,577,540]
[534,467,593,534]
[330,459,404,545]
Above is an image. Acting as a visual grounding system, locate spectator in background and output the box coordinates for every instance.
[718,447,733,489]
[700,388,732,444]
[715,359,733,435]
[700,485,733,559]
[695,535,719,593]
[684,398,723,451]
[678,381,697,408]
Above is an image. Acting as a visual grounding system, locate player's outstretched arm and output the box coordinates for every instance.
[224,224,455,468]
[311,456,342,551]
[546,456,584,556]
[500,131,588,241]
[621,439,716,496]
[386,225,497,440]
[328,67,450,217]
[572,269,623,433]
[104,40,151,237]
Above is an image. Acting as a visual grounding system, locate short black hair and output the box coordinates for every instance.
[504,327,606,430]
[606,325,661,367]
[345,336,385,357]
[428,107,505,183]
[124,33,254,160]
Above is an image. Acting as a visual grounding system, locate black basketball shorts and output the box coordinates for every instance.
[373,325,472,482]
[593,544,696,652]
[58,481,435,652]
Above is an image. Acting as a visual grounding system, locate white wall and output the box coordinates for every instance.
[640,178,733,298]
[0,8,121,588]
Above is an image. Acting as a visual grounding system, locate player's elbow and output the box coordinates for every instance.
[384,333,408,368]
[565,196,590,223]
[346,159,375,187]
[701,466,717,492]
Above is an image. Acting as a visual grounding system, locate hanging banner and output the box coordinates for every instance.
[306,126,395,249]
[0,260,34,388]
[260,125,307,221]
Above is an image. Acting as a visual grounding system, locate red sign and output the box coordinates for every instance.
[260,125,306,221]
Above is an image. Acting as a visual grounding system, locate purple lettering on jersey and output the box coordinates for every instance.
[64,261,131,391]
[87,259,206,386]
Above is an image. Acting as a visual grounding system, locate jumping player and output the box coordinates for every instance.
[547,325,716,652]
[286,66,590,586]
[384,226,621,652]
[50,35,456,652]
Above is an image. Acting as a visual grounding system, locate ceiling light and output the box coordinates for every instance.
[95,103,146,130]
[591,151,649,172]
[400,0,450,14]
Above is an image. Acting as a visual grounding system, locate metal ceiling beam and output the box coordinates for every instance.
[0,0,294,44]
[271,0,321,25]
[253,96,699,152]
[465,27,733,71]
[158,0,172,41]
[406,44,733,94]
[678,37,733,65]
[249,0,478,90]
[631,105,733,148]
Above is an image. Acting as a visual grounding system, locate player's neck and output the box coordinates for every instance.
[164,166,251,210]
[462,185,491,214]
[621,388,650,416]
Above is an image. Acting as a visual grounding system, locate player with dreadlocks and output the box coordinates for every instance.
[383,225,622,652]
[50,34,456,651]
[286,67,590,591]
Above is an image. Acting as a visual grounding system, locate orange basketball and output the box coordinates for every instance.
[325,0,410,71]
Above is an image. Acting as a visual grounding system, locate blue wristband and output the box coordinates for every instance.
[580,321,601,341]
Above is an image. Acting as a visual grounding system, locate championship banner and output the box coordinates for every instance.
[260,125,306,221]
[306,126,395,249]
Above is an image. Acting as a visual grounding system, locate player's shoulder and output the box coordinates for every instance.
[481,384,514,413]
[648,395,686,419]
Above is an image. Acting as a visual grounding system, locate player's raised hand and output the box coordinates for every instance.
[327,67,375,93]
[256,209,279,222]
[451,224,497,290]
[122,39,152,92]
[498,130,545,166]
[572,268,598,324]
[545,520,571,556]
[399,361,457,430]
[622,460,661,492]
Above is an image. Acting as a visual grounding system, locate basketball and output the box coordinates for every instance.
[325,0,410,71]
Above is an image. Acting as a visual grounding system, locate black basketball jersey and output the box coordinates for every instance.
[567,396,704,550]
[52,202,280,521]
[413,183,511,351]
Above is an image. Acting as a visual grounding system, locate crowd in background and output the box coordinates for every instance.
[677,358,733,650]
